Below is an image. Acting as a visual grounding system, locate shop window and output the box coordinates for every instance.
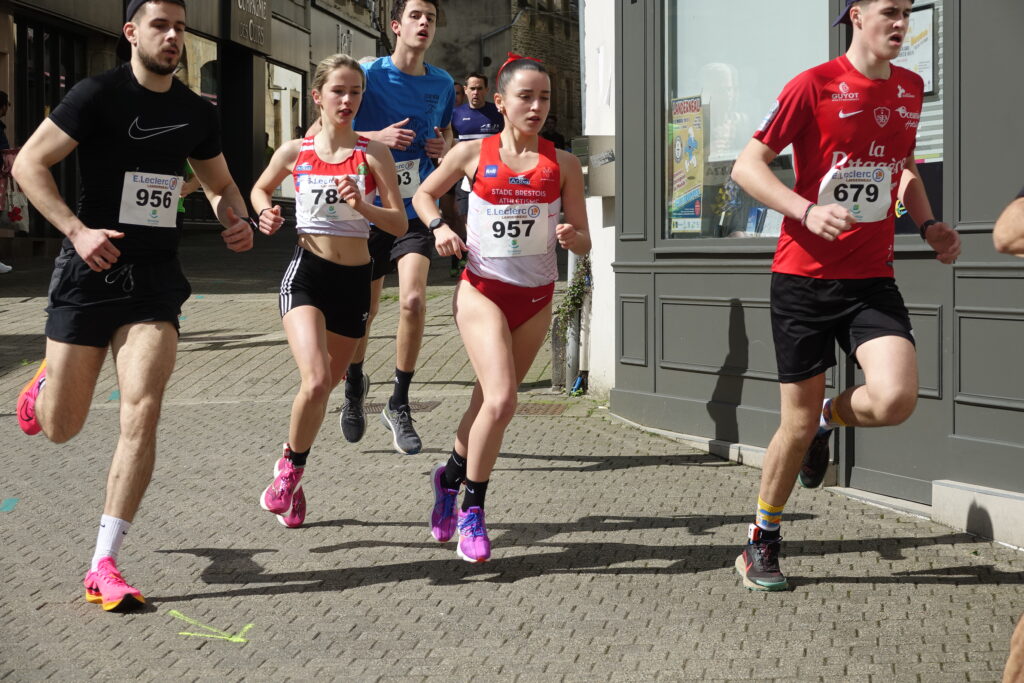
[265,62,305,200]
[664,1,828,240]
[176,33,218,106]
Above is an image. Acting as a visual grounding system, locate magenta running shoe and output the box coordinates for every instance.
[260,444,304,515]
[83,556,145,611]
[17,360,47,436]
[430,463,459,542]
[456,506,491,563]
[277,486,306,528]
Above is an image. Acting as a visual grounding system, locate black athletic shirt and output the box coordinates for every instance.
[49,64,221,260]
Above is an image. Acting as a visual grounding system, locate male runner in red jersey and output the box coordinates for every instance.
[730,0,960,591]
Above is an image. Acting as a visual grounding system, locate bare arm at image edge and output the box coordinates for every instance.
[993,195,1024,256]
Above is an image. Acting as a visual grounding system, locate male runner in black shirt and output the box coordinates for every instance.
[13,0,253,611]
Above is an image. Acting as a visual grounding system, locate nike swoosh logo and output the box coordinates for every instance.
[838,110,863,119]
[532,296,548,303]
[128,117,189,140]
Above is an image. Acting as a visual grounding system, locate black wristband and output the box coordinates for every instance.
[258,207,273,217]
[918,218,938,240]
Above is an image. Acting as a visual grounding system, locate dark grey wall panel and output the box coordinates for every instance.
[609,388,780,448]
[619,296,648,366]
[658,296,777,381]
[615,273,654,393]
[615,1,647,245]
[957,0,1024,225]
[907,305,942,398]
[957,313,1024,408]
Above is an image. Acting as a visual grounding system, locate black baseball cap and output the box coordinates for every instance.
[116,0,187,61]
[832,0,913,27]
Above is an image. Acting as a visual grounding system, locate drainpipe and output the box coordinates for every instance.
[478,8,528,72]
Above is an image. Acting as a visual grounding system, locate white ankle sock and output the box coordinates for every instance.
[91,515,131,571]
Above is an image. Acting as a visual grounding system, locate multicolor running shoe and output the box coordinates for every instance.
[456,506,491,563]
[735,523,788,591]
[17,360,47,436]
[84,556,145,611]
[430,463,459,542]
[260,445,304,515]
[277,486,306,528]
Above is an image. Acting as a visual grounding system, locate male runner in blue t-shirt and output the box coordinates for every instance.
[340,0,454,455]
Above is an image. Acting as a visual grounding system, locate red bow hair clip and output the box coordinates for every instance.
[496,52,543,81]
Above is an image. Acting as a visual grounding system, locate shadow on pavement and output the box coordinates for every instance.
[501,451,734,473]
[140,510,1021,606]
[151,521,1017,606]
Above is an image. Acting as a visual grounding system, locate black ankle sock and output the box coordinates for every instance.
[462,477,488,511]
[391,368,414,407]
[347,362,364,385]
[442,450,466,490]
[288,448,310,468]
[758,527,780,542]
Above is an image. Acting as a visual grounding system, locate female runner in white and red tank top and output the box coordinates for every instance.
[250,54,407,528]
[413,55,591,562]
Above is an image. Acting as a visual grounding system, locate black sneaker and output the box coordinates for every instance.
[797,428,833,489]
[339,373,370,443]
[380,402,422,455]
[735,524,788,591]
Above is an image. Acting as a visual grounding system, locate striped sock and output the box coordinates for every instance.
[820,397,848,431]
[755,497,784,533]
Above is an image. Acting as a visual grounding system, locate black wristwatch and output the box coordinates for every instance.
[428,217,447,232]
[918,218,938,240]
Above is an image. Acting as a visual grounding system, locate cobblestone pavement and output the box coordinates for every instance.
[1,233,1022,681]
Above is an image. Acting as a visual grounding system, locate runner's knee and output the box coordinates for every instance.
[118,394,164,434]
[399,289,426,318]
[480,392,517,426]
[297,364,334,405]
[46,417,86,444]
[874,386,916,425]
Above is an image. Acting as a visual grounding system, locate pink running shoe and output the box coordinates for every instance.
[277,486,306,528]
[456,506,491,563]
[260,445,304,515]
[430,463,459,542]
[83,556,145,611]
[17,360,47,436]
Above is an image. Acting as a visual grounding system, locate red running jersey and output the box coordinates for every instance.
[466,134,562,288]
[292,136,377,238]
[755,55,924,279]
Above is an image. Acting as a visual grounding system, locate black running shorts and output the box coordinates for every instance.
[770,273,915,384]
[367,218,434,280]
[44,248,191,348]
[279,245,372,338]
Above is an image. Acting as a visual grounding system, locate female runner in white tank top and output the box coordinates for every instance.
[250,54,407,528]
[413,56,591,562]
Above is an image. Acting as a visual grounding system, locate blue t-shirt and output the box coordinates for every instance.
[452,102,504,141]
[356,56,455,217]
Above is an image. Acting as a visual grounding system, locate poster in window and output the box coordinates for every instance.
[892,4,934,94]
[669,96,705,234]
